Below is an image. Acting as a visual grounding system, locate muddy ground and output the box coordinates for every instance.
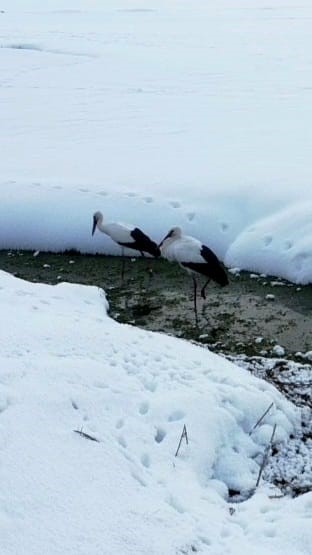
[2,249,311,358]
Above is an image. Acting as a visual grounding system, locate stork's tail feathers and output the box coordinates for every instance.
[213,266,229,287]
[200,245,229,286]
[131,228,161,258]
[147,243,161,258]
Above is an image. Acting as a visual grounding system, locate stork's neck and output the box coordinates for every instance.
[160,235,177,255]
[97,220,110,235]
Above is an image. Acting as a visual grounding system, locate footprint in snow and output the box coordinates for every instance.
[168,409,185,422]
[154,428,166,443]
[140,453,151,468]
[139,401,149,415]
[284,240,293,250]
[143,381,157,392]
[115,418,124,429]
[0,397,10,413]
[186,212,196,222]
[263,235,273,247]
[118,435,127,448]
[169,201,181,209]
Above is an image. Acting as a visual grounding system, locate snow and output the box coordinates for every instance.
[0,269,311,555]
[0,3,311,549]
[0,1,312,283]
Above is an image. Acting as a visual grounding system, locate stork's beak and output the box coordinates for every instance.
[92,216,97,236]
[158,231,170,249]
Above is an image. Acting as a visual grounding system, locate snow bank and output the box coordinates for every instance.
[1,1,312,283]
[225,202,312,284]
[0,270,311,554]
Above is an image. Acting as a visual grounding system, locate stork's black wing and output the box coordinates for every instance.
[200,245,228,286]
[130,228,160,257]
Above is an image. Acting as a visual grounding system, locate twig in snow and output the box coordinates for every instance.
[256,423,277,487]
[249,402,274,435]
[175,424,189,457]
[74,428,100,442]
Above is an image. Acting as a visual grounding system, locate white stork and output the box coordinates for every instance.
[92,211,160,281]
[159,226,228,323]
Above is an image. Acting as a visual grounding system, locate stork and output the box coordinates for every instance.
[92,211,160,282]
[159,226,228,324]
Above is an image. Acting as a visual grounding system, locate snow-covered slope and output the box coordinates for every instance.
[0,270,311,555]
[0,1,312,283]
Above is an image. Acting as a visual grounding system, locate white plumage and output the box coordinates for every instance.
[159,226,228,322]
[94,220,135,245]
[92,211,160,281]
[160,230,204,265]
[92,211,160,257]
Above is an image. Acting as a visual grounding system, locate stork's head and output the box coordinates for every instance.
[92,211,103,236]
[159,226,182,249]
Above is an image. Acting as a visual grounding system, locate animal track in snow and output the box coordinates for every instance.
[16,290,33,297]
[186,212,196,222]
[284,240,293,250]
[154,428,166,443]
[262,527,276,538]
[118,435,127,448]
[220,222,229,232]
[143,196,153,203]
[169,201,181,209]
[97,191,108,196]
[0,396,10,413]
[199,536,212,547]
[115,418,124,429]
[139,401,149,415]
[71,400,79,410]
[263,235,273,247]
[140,453,151,468]
[168,410,185,422]
[143,380,157,392]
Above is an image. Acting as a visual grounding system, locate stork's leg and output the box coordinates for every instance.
[200,279,211,299]
[140,251,151,275]
[193,276,198,325]
[121,248,125,284]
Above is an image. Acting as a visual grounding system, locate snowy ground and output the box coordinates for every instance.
[0,269,311,555]
[1,1,312,283]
